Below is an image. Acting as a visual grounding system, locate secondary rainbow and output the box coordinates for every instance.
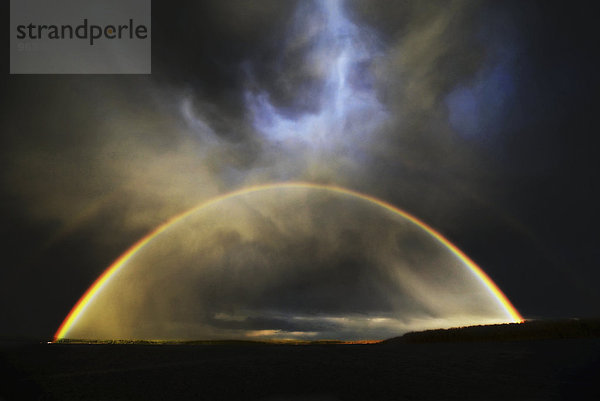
[54,182,523,340]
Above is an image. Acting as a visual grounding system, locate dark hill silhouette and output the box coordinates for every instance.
[384,318,600,344]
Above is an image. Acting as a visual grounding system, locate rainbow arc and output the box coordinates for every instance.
[55,182,523,341]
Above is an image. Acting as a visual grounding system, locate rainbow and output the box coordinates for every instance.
[54,182,523,340]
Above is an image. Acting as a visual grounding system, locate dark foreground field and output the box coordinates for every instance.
[2,324,600,400]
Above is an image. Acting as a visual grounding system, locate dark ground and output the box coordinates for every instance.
[1,338,599,400]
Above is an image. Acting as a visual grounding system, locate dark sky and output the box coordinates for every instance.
[1,0,599,339]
